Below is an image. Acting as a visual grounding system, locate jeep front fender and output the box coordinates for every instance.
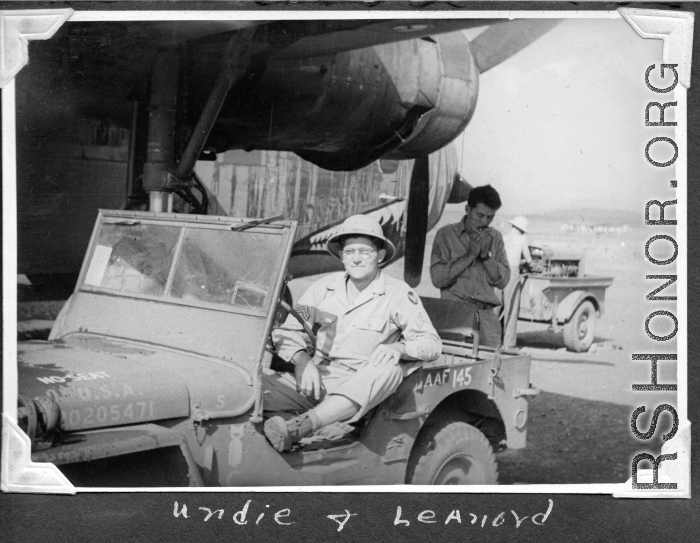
[33,423,204,486]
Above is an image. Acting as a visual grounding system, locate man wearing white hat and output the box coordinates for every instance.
[503,216,532,348]
[263,214,441,452]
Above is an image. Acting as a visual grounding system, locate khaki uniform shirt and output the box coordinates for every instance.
[430,217,510,307]
[273,271,442,369]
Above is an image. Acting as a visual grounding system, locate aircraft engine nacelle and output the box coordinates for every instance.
[203,32,479,171]
[382,32,479,161]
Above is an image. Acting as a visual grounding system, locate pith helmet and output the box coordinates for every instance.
[326,214,397,262]
[509,216,529,234]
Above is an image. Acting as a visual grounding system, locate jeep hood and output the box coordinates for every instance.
[18,336,254,432]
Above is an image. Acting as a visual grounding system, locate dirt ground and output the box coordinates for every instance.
[15,204,678,485]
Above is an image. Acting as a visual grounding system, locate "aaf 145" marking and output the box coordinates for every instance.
[415,367,473,391]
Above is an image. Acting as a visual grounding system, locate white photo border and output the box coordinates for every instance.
[1,7,691,497]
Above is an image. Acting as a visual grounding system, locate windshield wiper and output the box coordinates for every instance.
[230,215,284,232]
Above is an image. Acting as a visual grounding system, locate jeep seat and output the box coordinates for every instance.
[419,296,479,343]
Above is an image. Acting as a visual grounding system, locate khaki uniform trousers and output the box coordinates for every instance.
[262,360,405,423]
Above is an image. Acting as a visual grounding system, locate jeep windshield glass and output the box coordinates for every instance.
[169,228,284,311]
[82,221,286,311]
[83,223,180,296]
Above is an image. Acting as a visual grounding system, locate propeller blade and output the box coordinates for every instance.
[404,154,430,288]
[470,19,563,74]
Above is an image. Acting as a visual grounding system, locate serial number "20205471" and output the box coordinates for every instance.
[62,401,155,429]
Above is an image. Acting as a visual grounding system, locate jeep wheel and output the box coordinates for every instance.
[406,421,498,485]
[563,300,596,352]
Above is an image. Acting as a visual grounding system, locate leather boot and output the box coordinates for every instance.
[264,413,314,452]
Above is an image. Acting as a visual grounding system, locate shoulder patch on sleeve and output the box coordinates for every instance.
[295,305,310,321]
[407,291,418,305]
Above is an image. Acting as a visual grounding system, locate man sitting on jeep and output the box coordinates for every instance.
[263,214,442,452]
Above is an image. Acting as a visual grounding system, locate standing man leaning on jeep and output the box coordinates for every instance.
[263,214,442,452]
[430,185,510,347]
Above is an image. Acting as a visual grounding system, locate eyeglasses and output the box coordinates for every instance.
[341,248,377,260]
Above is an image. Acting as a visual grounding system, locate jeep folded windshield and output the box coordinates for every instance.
[83,220,285,312]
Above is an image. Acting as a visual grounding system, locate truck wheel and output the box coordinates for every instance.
[563,300,596,352]
[406,421,498,485]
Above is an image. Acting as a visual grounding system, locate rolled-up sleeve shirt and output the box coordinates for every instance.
[430,217,510,306]
[272,271,441,370]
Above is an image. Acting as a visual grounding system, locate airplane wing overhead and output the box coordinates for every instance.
[469,19,563,73]
[160,20,269,42]
[269,19,505,59]
[14,14,566,283]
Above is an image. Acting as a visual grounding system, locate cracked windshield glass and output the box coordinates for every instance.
[83,223,180,296]
[170,229,284,310]
[84,223,285,311]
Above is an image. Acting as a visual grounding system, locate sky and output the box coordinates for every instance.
[459,18,677,216]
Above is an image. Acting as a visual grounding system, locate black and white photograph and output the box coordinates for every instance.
[1,4,691,517]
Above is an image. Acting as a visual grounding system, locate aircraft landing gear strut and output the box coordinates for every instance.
[143,27,256,213]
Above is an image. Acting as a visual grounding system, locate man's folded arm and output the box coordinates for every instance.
[430,234,475,289]
[484,236,511,290]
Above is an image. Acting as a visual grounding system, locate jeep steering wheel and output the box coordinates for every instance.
[278,299,317,355]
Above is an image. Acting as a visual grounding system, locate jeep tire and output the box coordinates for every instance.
[406,420,498,485]
[563,300,596,352]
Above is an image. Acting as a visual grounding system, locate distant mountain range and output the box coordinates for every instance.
[516,207,644,227]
